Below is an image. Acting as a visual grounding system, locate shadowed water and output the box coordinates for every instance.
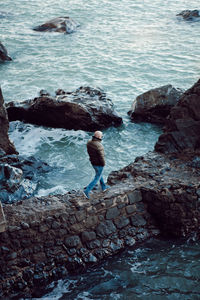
[39,238,200,300]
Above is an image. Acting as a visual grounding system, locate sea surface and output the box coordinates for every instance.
[1,0,200,299]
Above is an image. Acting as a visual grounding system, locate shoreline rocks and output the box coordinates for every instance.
[0,42,12,62]
[0,88,17,155]
[6,86,123,131]
[177,10,200,21]
[1,149,200,298]
[128,84,183,124]
[33,16,80,34]
[155,78,200,153]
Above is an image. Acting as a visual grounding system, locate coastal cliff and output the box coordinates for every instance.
[0,79,200,298]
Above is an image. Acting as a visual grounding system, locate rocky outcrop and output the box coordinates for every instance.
[1,149,200,298]
[33,16,80,34]
[0,88,17,154]
[0,186,159,298]
[128,84,183,124]
[177,10,200,21]
[108,150,200,237]
[6,87,123,131]
[155,78,200,153]
[0,42,12,62]
[0,153,52,203]
[0,202,6,233]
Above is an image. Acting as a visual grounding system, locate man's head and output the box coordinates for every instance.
[93,131,103,140]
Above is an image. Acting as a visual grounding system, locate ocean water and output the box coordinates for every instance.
[1,0,200,299]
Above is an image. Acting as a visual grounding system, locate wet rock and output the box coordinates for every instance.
[0,88,17,154]
[6,87,123,131]
[177,10,200,21]
[130,215,147,227]
[33,16,80,34]
[0,42,12,62]
[81,231,96,242]
[128,84,183,124]
[114,216,130,229]
[155,78,200,153]
[96,220,117,237]
[64,235,81,248]
[0,153,51,203]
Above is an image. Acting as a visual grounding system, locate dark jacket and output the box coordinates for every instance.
[87,137,105,166]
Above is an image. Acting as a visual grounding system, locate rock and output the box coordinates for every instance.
[177,10,200,21]
[155,78,200,153]
[33,16,80,34]
[6,87,123,131]
[0,154,51,204]
[0,42,12,62]
[0,88,17,154]
[128,85,183,124]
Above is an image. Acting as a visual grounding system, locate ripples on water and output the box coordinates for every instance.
[40,238,200,300]
[1,0,200,298]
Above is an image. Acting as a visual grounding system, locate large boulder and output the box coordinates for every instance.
[128,84,183,124]
[155,78,200,153]
[0,42,12,62]
[6,86,123,131]
[177,10,200,21]
[33,16,80,34]
[0,88,17,154]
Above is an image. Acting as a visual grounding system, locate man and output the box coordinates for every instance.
[84,131,109,199]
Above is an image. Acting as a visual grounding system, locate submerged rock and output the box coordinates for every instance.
[33,16,80,34]
[128,84,183,124]
[155,78,200,153]
[6,86,123,131]
[177,10,200,21]
[0,88,17,155]
[0,154,52,203]
[0,42,12,62]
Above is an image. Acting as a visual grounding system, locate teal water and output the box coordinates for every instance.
[1,0,200,298]
[41,238,200,300]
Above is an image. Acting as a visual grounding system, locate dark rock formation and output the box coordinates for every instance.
[6,87,123,131]
[0,88,17,154]
[33,16,80,34]
[0,42,12,62]
[177,10,200,21]
[108,150,200,238]
[155,78,200,153]
[1,148,200,298]
[0,153,52,203]
[128,84,183,124]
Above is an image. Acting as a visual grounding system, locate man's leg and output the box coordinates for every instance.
[84,166,103,197]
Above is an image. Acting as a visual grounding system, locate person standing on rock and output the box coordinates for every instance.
[84,131,109,199]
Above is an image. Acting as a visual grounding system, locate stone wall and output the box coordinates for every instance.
[0,202,6,233]
[0,186,159,298]
[1,151,200,298]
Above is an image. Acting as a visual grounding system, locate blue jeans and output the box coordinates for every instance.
[85,165,107,196]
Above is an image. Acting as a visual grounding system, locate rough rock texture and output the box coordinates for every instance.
[6,87,123,131]
[128,84,183,124]
[33,16,80,34]
[0,153,52,203]
[0,187,159,298]
[0,88,17,154]
[0,202,6,233]
[108,151,200,237]
[1,149,200,298]
[155,78,200,153]
[0,42,12,62]
[177,10,200,20]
